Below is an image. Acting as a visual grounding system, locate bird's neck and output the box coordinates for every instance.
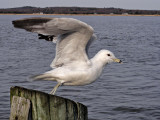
[88,59,106,83]
[90,54,108,68]
[89,55,106,80]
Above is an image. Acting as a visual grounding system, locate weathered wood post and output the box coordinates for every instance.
[10,86,88,120]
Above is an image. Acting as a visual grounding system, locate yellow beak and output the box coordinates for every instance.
[113,58,122,64]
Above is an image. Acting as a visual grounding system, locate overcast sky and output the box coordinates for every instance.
[0,0,159,10]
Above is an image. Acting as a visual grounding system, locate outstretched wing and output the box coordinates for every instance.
[12,17,94,68]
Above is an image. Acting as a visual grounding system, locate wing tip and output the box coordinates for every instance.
[12,17,53,29]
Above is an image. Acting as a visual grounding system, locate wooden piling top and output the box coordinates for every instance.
[10,86,88,120]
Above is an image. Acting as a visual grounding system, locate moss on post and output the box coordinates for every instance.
[10,86,88,120]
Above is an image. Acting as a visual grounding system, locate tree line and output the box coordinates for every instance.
[0,6,159,15]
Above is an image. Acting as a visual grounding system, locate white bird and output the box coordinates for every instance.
[12,17,122,95]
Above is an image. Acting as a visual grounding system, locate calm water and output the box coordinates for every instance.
[0,15,160,120]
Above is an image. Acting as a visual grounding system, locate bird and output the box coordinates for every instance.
[12,17,122,95]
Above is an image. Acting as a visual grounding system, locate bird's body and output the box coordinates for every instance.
[12,17,122,94]
[37,51,105,86]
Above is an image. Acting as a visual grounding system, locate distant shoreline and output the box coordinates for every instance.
[0,13,160,16]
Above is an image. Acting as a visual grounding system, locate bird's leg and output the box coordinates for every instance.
[50,82,62,95]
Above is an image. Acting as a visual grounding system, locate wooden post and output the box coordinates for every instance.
[10,86,88,120]
[10,96,31,120]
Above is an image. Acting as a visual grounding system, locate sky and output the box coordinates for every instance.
[0,0,160,10]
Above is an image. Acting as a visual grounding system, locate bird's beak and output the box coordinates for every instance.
[113,58,123,64]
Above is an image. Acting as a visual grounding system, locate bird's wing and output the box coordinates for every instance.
[12,17,94,68]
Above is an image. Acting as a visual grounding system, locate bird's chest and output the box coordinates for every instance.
[73,67,103,85]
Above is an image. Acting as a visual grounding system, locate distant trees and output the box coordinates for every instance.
[0,6,160,15]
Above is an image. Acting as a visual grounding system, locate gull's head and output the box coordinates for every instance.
[96,49,122,64]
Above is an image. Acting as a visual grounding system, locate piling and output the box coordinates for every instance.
[10,86,88,120]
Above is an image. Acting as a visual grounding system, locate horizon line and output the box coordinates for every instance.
[1,6,160,11]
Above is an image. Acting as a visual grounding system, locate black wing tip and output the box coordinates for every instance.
[12,20,23,28]
[12,17,53,29]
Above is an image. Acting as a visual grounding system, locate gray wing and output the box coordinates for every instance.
[12,17,94,68]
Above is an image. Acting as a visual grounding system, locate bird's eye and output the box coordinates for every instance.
[107,54,111,56]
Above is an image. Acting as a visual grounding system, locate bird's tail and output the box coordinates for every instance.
[30,73,57,81]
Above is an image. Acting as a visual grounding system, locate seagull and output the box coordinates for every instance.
[12,17,122,95]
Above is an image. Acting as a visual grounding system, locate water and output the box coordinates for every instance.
[0,15,160,120]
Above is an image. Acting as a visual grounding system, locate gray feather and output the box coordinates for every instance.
[12,17,95,68]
